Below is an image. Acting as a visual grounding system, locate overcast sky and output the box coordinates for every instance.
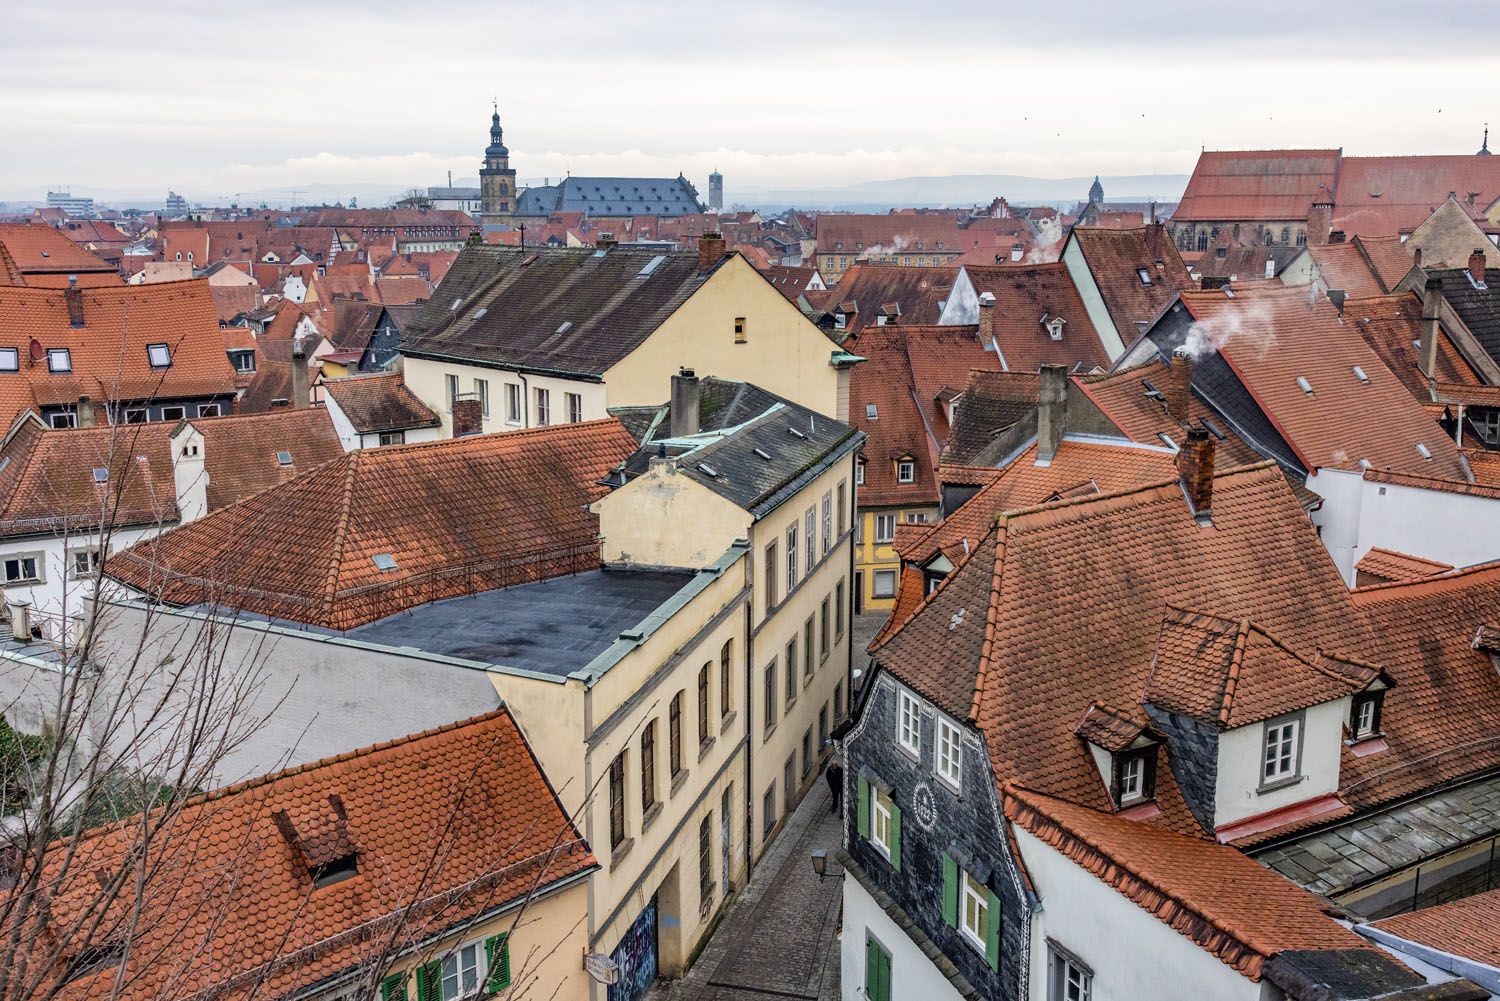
[2,0,1493,202]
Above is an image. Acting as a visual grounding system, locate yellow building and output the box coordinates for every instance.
[399,241,859,436]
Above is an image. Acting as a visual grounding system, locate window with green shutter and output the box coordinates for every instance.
[865,936,892,1001]
[484,933,511,993]
[415,960,442,1001]
[380,973,409,1001]
[985,888,1001,972]
[941,852,959,926]
[857,775,871,839]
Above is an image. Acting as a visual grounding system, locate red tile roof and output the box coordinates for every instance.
[0,280,240,429]
[820,265,957,339]
[1303,241,1387,298]
[31,709,594,1001]
[1333,155,1500,237]
[0,223,121,277]
[1355,236,1418,290]
[1006,787,1381,981]
[190,408,345,510]
[1347,293,1480,403]
[106,420,639,630]
[1069,225,1194,341]
[1353,547,1453,584]
[322,371,440,434]
[939,369,1040,465]
[962,263,1112,372]
[1173,150,1342,223]
[1180,284,1467,478]
[208,284,258,323]
[1367,885,1500,968]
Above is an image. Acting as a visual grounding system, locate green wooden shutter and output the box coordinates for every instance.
[941,853,959,926]
[380,973,409,1001]
[985,888,1002,971]
[876,942,892,1001]
[865,938,891,1001]
[888,799,902,872]
[856,775,871,839]
[485,933,511,992]
[415,960,442,1001]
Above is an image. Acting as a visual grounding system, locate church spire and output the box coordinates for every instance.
[1480,123,1492,156]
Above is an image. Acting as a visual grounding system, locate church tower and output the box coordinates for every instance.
[479,105,517,224]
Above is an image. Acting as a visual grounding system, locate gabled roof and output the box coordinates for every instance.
[1353,546,1453,583]
[1333,156,1500,238]
[186,408,345,510]
[516,175,705,218]
[106,420,639,630]
[1431,266,1500,366]
[1144,607,1379,730]
[30,710,594,1001]
[322,371,440,434]
[1006,787,1412,984]
[939,369,1039,466]
[1346,292,1480,403]
[1173,150,1342,223]
[1179,284,1466,478]
[1365,885,1500,973]
[1301,241,1387,298]
[1070,225,1194,337]
[818,264,956,339]
[401,245,728,377]
[0,223,121,277]
[961,263,1111,372]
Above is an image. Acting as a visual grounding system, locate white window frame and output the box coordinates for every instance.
[786,523,798,592]
[505,383,522,424]
[439,938,485,1000]
[230,350,255,373]
[566,391,583,423]
[474,378,489,417]
[196,403,220,418]
[534,387,550,426]
[122,407,147,424]
[821,492,832,555]
[46,348,72,373]
[873,568,897,599]
[159,405,186,421]
[1261,714,1302,787]
[874,514,896,543]
[49,412,75,429]
[896,459,915,483]
[70,547,101,578]
[896,689,921,756]
[1118,754,1146,803]
[4,553,43,584]
[378,430,406,447]
[445,374,459,412]
[960,871,989,950]
[936,716,962,790]
[805,508,816,570]
[856,461,865,486]
[871,788,892,856]
[1049,945,1092,1001]
[0,347,19,371]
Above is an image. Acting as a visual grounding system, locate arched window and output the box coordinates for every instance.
[1281,227,1291,245]
[1296,230,1307,247]
[1197,232,1208,252]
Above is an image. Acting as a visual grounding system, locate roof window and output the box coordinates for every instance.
[1295,376,1313,395]
[557,321,573,335]
[1137,268,1153,285]
[788,426,807,440]
[697,461,719,478]
[47,348,72,373]
[1352,365,1369,384]
[640,255,667,276]
[1358,458,1372,470]
[372,553,398,571]
[0,348,17,372]
[753,447,772,461]
[1201,417,1228,440]
[1157,432,1177,449]
[1416,443,1433,460]
[92,467,108,483]
[865,403,878,420]
[147,343,171,368]
[276,450,293,465]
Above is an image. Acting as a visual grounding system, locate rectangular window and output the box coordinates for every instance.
[804,616,815,678]
[936,716,962,790]
[720,640,733,718]
[609,751,627,848]
[837,479,848,533]
[822,492,833,555]
[875,514,896,543]
[641,719,657,811]
[4,554,42,584]
[765,541,778,607]
[46,348,71,372]
[1050,946,1092,1001]
[819,703,829,745]
[445,373,459,411]
[698,664,710,744]
[763,785,776,835]
[873,569,897,599]
[805,507,816,570]
[439,942,480,1001]
[784,757,796,813]
[835,681,843,720]
[159,405,186,421]
[1118,753,1148,803]
[961,872,989,949]
[856,462,865,486]
[897,690,921,755]
[49,412,75,429]
[147,343,172,368]
[122,407,147,424]
[534,387,551,425]
[896,459,915,483]
[1262,715,1302,785]
[71,548,101,578]
[698,813,714,908]
[820,596,831,660]
[734,316,747,344]
[786,523,798,592]
[785,637,797,707]
[1351,692,1383,740]
[865,937,892,1001]
[836,578,846,637]
[378,430,406,446]
[669,691,684,779]
[871,787,893,855]
[474,378,489,417]
[0,348,18,371]
[505,383,522,423]
[802,728,813,777]
[764,660,777,733]
[566,392,583,423]
[196,403,220,418]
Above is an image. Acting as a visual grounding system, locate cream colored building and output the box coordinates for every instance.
[399,244,858,436]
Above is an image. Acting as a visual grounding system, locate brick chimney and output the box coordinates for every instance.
[697,232,726,273]
[1306,189,1334,246]
[64,275,84,327]
[1471,248,1488,286]
[1177,427,1216,525]
[1035,364,1067,465]
[291,337,310,411]
[451,396,483,437]
[1167,349,1193,425]
[596,233,617,249]
[1419,277,1444,382]
[978,291,996,350]
[670,367,701,438]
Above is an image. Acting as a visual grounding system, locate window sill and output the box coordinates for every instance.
[670,769,689,796]
[611,837,635,866]
[804,672,815,690]
[698,736,716,762]
[935,773,962,797]
[1257,773,1305,795]
[896,741,921,764]
[720,711,737,735]
[641,801,663,833]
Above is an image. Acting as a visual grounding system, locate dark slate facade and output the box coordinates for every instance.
[843,670,1030,1001]
[1143,704,1221,834]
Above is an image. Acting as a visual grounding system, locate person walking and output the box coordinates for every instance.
[824,759,844,815]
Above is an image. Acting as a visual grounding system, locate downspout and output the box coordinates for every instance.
[743,524,756,882]
[518,371,531,428]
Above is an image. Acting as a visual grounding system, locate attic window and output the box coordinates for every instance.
[865,403,878,420]
[47,348,72,373]
[310,852,359,888]
[276,450,293,465]
[556,321,573,335]
[1416,443,1433,460]
[1137,268,1153,285]
[1114,747,1156,807]
[1045,317,1065,341]
[372,553,398,571]
[0,348,16,372]
[147,343,172,368]
[1352,365,1369,384]
[1295,376,1313,395]
[92,467,108,483]
[896,459,915,483]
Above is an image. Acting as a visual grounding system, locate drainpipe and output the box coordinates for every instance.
[743,525,756,883]
[517,372,531,428]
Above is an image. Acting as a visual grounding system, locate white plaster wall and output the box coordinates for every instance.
[1014,827,1268,1001]
[1351,478,1500,584]
[323,395,362,451]
[0,524,162,628]
[1306,467,1364,582]
[1060,237,1127,360]
[937,270,980,325]
[841,875,967,1001]
[1214,698,1347,828]
[402,356,609,437]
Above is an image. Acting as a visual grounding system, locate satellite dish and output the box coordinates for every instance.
[28,338,43,362]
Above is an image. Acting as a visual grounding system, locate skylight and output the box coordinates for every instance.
[557,321,573,335]
[92,467,108,483]
[753,448,772,461]
[697,461,719,478]
[865,404,878,420]
[276,450,292,465]
[1137,268,1153,285]
[640,255,667,276]
[1201,417,1228,440]
[1296,376,1313,395]
[1416,443,1432,460]
[787,426,806,439]
[1358,458,1372,470]
[1352,365,1369,384]
[372,553,398,571]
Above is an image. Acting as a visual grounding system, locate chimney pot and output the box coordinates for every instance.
[697,232,726,273]
[1470,248,1488,286]
[76,395,96,428]
[670,367,701,438]
[1035,364,1067,464]
[64,282,85,327]
[451,396,483,437]
[7,600,32,643]
[1177,427,1216,524]
[1167,350,1193,425]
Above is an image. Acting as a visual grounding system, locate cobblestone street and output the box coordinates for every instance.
[647,779,845,1001]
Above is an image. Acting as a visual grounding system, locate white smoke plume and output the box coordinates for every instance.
[1179,297,1278,361]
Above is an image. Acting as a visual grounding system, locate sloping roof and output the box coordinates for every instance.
[1180,285,1466,478]
[1173,150,1342,223]
[1006,787,1407,983]
[322,371,440,434]
[819,265,957,339]
[875,463,1373,833]
[0,223,121,277]
[208,284,258,323]
[1353,546,1453,583]
[1357,236,1419,291]
[1333,156,1500,238]
[106,420,639,630]
[1432,266,1500,366]
[1071,225,1194,339]
[33,710,594,1001]
[962,263,1112,372]
[401,245,723,377]
[940,369,1039,466]
[0,280,239,428]
[1144,607,1378,730]
[1302,241,1387,298]
[816,215,988,257]
[189,408,345,510]
[516,175,705,218]
[1347,292,1480,403]
[1366,886,1500,970]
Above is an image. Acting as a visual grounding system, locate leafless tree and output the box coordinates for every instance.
[391,189,433,210]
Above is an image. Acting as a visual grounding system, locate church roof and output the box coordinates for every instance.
[516,176,705,218]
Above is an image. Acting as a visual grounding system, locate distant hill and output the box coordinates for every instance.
[734,172,1190,213]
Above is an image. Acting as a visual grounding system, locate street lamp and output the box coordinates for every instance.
[811,848,829,881]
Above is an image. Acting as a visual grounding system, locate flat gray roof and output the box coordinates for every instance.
[345,567,693,677]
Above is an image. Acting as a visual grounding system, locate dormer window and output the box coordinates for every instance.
[1043,317,1065,341]
[1113,747,1156,807]
[1350,690,1385,741]
[834,312,847,330]
[896,458,915,483]
[1261,713,1303,789]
